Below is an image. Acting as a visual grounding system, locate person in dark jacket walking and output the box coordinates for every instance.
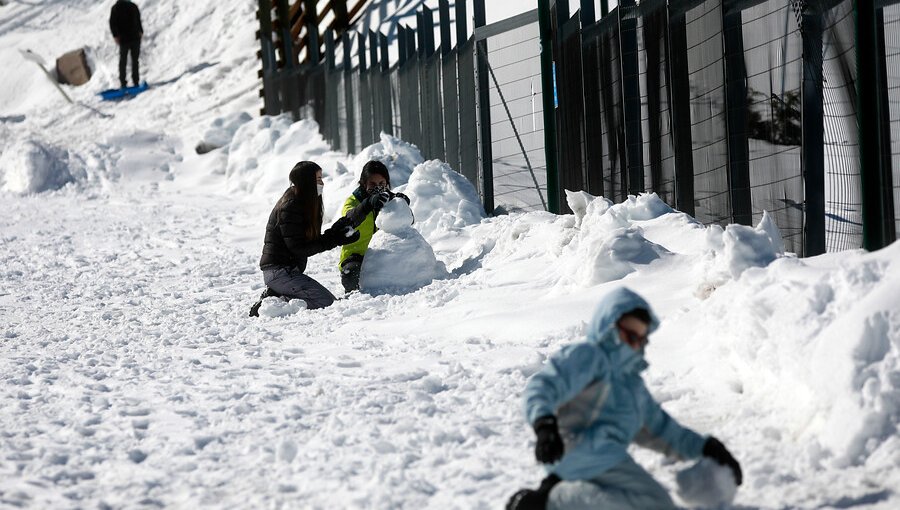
[109,0,143,89]
[337,161,410,293]
[506,287,742,510]
[250,161,360,316]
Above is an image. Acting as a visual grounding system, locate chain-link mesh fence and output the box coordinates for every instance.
[257,0,898,256]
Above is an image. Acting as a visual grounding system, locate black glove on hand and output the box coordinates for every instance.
[393,192,411,205]
[506,475,561,510]
[334,226,360,245]
[366,191,391,212]
[702,437,743,486]
[322,217,360,246]
[533,415,564,464]
[330,216,351,231]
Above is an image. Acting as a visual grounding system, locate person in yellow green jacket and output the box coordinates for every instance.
[339,161,410,293]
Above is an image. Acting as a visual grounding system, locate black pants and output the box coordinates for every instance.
[340,254,363,294]
[118,40,140,88]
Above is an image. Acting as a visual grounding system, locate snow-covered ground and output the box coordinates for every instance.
[1,1,899,509]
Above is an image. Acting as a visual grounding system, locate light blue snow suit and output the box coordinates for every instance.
[523,287,707,486]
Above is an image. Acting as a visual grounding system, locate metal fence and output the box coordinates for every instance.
[257,0,899,256]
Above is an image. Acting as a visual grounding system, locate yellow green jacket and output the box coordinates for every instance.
[339,188,376,266]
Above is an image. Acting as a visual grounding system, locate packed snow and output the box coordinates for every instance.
[1,0,899,509]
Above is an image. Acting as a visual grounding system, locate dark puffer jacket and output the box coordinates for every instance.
[259,187,337,272]
[109,0,143,44]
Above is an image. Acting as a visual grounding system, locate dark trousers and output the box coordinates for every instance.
[118,40,140,88]
[340,254,363,294]
[263,266,336,309]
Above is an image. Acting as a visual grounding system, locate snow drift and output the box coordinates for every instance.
[1,0,899,508]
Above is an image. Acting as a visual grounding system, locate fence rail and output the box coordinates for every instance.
[257,0,900,257]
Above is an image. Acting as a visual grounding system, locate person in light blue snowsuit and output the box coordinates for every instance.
[507,287,742,510]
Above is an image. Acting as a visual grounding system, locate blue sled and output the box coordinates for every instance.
[99,82,149,101]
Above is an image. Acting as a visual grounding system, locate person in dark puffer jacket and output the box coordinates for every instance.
[109,0,144,89]
[251,161,360,316]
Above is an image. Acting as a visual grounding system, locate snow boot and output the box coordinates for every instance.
[506,475,561,510]
[249,287,283,317]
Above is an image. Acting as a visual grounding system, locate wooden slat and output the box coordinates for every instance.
[293,0,369,62]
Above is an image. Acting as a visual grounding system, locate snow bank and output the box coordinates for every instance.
[224,116,336,197]
[0,137,84,194]
[658,241,900,473]
[198,111,253,150]
[547,192,787,288]
[350,133,423,188]
[399,159,486,240]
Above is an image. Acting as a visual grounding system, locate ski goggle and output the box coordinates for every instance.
[616,321,649,347]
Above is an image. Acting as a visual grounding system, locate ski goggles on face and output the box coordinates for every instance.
[616,322,649,347]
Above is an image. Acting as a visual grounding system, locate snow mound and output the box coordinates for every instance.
[350,133,424,188]
[564,189,602,226]
[400,159,486,240]
[199,111,253,149]
[714,210,785,279]
[0,137,84,194]
[225,116,333,197]
[552,192,786,289]
[676,458,738,508]
[553,193,671,285]
[257,297,307,317]
[661,241,900,472]
[360,200,448,295]
[573,227,671,285]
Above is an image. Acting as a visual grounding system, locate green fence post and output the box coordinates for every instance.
[538,0,560,214]
[857,0,890,250]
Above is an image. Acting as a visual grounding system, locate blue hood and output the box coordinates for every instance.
[585,287,659,373]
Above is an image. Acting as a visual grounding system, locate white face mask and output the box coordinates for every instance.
[316,184,324,196]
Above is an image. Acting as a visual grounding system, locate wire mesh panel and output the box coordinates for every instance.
[359,70,375,146]
[637,1,676,204]
[684,0,731,226]
[306,67,328,135]
[458,43,480,192]
[335,70,349,152]
[370,69,390,138]
[557,12,587,209]
[738,0,805,253]
[398,56,423,151]
[442,49,461,173]
[588,14,628,203]
[581,29,605,197]
[822,0,862,251]
[884,3,900,236]
[421,54,446,161]
[480,21,548,212]
[389,67,403,137]
[323,68,341,148]
[349,71,363,153]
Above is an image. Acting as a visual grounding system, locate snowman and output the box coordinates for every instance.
[359,196,448,295]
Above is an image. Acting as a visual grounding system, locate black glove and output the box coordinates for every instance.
[533,415,564,464]
[365,191,391,212]
[702,437,742,486]
[393,192,411,205]
[506,475,561,510]
[322,217,360,246]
